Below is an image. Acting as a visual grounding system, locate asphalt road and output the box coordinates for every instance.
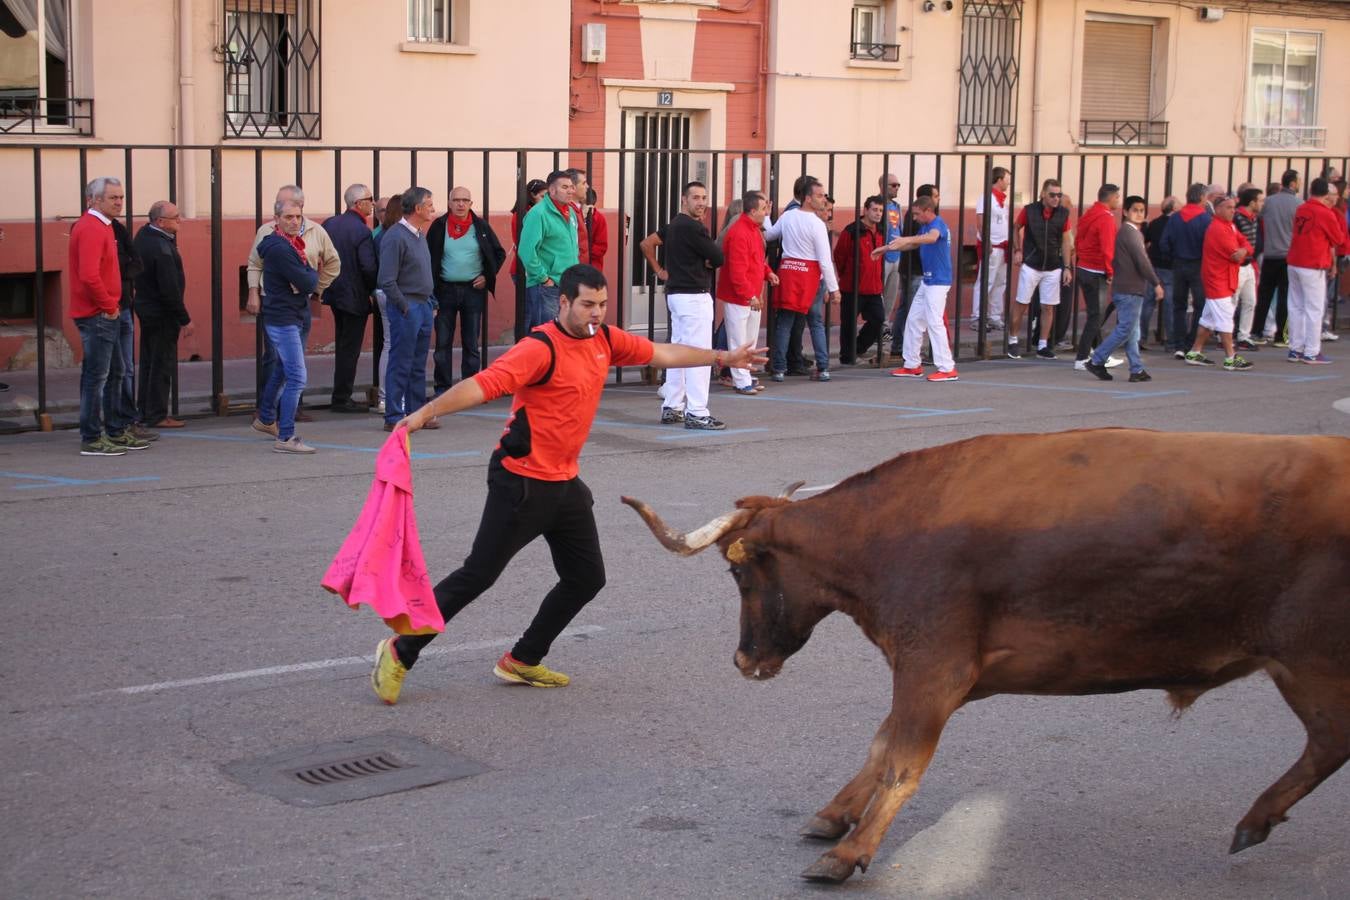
[3,353,1348,899]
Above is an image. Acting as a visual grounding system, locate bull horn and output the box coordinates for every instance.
[779,480,807,500]
[620,496,751,556]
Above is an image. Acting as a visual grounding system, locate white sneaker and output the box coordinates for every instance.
[370,401,386,414]
[1322,330,1340,342]
[1104,355,1125,368]
[1073,359,1088,371]
[273,436,317,454]
[1056,340,1075,351]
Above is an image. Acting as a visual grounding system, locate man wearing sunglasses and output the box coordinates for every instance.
[1007,179,1073,359]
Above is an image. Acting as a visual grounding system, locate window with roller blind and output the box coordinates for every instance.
[1078,16,1166,147]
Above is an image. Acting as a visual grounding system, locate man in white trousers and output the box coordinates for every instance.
[640,182,727,429]
[971,166,1011,331]
[875,196,960,382]
[715,191,778,393]
[1286,178,1350,365]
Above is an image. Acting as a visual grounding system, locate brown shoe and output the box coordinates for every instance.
[128,423,160,441]
[153,417,186,428]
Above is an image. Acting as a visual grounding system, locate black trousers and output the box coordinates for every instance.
[136,317,178,424]
[393,461,605,669]
[852,294,885,360]
[330,307,369,405]
[838,292,860,364]
[433,282,487,393]
[1253,257,1290,342]
[1075,269,1109,361]
[1171,258,1206,349]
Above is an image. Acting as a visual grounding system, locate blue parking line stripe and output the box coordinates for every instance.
[897,408,996,419]
[2,472,161,489]
[159,432,478,460]
[706,392,992,416]
[954,380,1189,400]
[658,427,770,441]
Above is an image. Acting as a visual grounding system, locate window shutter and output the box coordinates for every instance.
[1081,20,1153,121]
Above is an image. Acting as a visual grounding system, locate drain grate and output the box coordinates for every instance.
[224,733,488,807]
[291,753,407,786]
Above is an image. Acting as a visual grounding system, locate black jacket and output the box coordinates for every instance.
[426,211,506,293]
[131,225,189,326]
[111,218,141,311]
[320,209,378,316]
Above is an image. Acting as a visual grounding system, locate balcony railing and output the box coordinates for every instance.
[1243,125,1326,151]
[1080,120,1168,148]
[850,41,901,62]
[0,96,94,136]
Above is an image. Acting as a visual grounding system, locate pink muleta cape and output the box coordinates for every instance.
[322,430,444,635]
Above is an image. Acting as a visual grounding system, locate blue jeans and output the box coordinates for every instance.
[806,289,829,371]
[1142,268,1169,346]
[259,305,312,411]
[117,307,137,422]
[1091,293,1144,374]
[770,310,800,375]
[433,282,486,393]
[76,313,130,442]
[385,299,434,424]
[525,283,560,331]
[258,323,307,441]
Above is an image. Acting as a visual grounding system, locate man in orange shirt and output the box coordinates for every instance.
[369,264,767,704]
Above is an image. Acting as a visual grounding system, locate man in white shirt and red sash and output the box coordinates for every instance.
[764,175,840,382]
[971,166,1010,331]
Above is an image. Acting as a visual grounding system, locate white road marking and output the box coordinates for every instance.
[1334,397,1350,415]
[113,625,605,695]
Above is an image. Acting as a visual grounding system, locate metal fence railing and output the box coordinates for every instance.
[1,142,1346,431]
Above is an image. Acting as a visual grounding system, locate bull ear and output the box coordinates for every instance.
[725,537,756,565]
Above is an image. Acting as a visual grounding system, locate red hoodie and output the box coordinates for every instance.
[1201,217,1251,300]
[832,221,884,294]
[1075,201,1118,277]
[716,213,774,305]
[1287,199,1350,270]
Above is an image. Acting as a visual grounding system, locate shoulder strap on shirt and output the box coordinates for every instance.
[523,323,612,387]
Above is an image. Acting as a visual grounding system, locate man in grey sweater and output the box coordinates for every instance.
[1252,169,1301,347]
[1085,195,1163,382]
[379,187,439,430]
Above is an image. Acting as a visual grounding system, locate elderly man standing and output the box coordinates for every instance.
[380,187,439,432]
[132,201,192,428]
[427,185,506,395]
[245,185,340,421]
[518,171,578,330]
[1184,194,1254,371]
[716,190,778,394]
[71,177,150,456]
[322,184,378,412]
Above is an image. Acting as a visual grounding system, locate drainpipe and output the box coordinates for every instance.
[1030,0,1044,156]
[178,0,197,217]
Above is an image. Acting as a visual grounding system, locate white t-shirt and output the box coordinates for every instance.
[975,192,1009,245]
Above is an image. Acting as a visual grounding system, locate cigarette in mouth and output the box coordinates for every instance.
[588,323,596,335]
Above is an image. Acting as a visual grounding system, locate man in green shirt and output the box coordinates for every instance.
[517,170,578,330]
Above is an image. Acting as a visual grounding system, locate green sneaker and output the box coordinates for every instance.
[1223,355,1254,371]
[107,431,152,451]
[371,638,408,705]
[80,435,127,457]
[493,652,570,687]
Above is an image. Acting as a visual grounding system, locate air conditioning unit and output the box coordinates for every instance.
[1198,6,1224,21]
[582,23,606,63]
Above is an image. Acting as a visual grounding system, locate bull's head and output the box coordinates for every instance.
[622,483,832,681]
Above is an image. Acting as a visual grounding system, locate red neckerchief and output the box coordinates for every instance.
[284,232,307,265]
[992,188,1007,206]
[551,197,572,221]
[446,213,472,240]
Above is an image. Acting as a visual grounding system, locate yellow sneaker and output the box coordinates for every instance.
[371,638,408,705]
[492,652,570,687]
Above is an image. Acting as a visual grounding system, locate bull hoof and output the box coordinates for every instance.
[800,815,849,842]
[1229,825,1270,855]
[800,853,858,883]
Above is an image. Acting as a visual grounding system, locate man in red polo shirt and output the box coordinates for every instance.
[1286,177,1350,364]
[369,264,767,704]
[1185,194,1254,371]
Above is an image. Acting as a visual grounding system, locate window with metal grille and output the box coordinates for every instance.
[1079,17,1166,147]
[407,0,451,43]
[0,0,93,135]
[850,0,899,63]
[1245,29,1323,150]
[223,0,321,139]
[957,1,1022,146]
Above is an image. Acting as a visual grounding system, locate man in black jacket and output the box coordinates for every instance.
[322,184,380,412]
[427,186,506,395]
[132,201,191,428]
[110,217,156,439]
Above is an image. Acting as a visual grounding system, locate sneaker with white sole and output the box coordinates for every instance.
[1073,359,1088,371]
[493,652,570,687]
[1104,355,1125,368]
[79,435,127,457]
[107,431,152,451]
[926,369,959,382]
[252,417,279,437]
[1184,352,1215,366]
[660,407,685,425]
[273,435,317,454]
[1005,340,1021,360]
[1321,330,1339,342]
[1302,353,1333,365]
[1223,355,1254,371]
[684,412,726,430]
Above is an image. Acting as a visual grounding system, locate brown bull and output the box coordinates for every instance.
[622,429,1350,884]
